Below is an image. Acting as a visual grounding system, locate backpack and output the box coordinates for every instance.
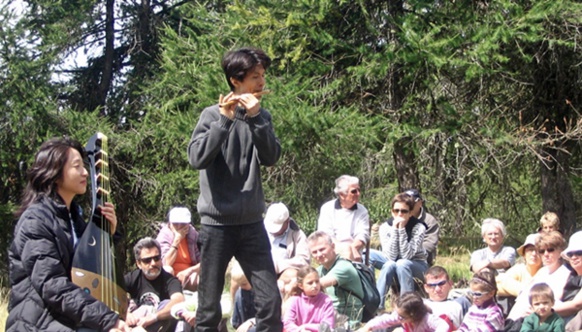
[336,260,381,322]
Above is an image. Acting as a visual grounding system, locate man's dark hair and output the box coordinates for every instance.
[133,237,161,260]
[222,47,271,90]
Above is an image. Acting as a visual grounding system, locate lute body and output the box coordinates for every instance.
[71,133,128,319]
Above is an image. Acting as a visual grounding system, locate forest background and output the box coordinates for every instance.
[1,0,582,285]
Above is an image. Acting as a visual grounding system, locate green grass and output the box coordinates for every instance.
[433,252,472,287]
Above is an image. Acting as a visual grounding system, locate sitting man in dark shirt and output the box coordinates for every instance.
[125,237,185,332]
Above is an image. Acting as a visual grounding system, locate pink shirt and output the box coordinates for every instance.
[283,292,335,332]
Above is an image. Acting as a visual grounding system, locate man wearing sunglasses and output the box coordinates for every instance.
[124,237,185,332]
[317,175,370,262]
[423,266,464,330]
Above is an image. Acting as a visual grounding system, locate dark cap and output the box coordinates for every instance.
[404,189,423,202]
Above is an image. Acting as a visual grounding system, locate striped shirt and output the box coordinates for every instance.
[459,299,504,332]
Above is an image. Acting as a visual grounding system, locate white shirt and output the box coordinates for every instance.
[317,199,370,247]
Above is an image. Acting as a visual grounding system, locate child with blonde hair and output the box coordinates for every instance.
[539,212,560,234]
[283,265,335,332]
[357,292,449,332]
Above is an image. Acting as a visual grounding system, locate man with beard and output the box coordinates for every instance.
[125,237,185,332]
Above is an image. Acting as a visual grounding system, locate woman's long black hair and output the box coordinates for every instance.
[15,137,85,218]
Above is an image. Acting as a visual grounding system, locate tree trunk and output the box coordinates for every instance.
[540,146,577,236]
[393,136,419,192]
[98,0,116,111]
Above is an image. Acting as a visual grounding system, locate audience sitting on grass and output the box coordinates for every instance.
[507,231,570,324]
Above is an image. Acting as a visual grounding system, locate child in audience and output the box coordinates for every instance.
[356,292,449,332]
[539,212,560,234]
[520,283,565,332]
[283,265,335,331]
[458,270,504,332]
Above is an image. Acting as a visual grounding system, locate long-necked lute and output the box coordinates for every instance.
[72,132,128,319]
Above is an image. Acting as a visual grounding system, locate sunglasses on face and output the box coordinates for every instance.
[139,255,161,264]
[567,250,582,258]
[426,280,448,288]
[538,248,556,254]
[392,209,409,214]
[468,290,489,298]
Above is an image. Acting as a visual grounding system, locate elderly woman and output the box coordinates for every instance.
[496,233,543,297]
[507,231,571,321]
[156,206,201,291]
[470,218,516,274]
[553,231,582,331]
[370,193,428,310]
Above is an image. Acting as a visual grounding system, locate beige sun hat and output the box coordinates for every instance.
[517,233,540,256]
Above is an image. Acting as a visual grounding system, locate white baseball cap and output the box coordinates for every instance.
[169,207,191,224]
[264,203,289,234]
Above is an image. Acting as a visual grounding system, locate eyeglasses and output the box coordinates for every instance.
[538,248,556,254]
[392,209,409,214]
[350,188,360,194]
[567,250,582,258]
[139,255,161,264]
[426,280,448,288]
[468,290,490,298]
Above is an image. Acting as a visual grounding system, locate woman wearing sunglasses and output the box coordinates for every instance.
[369,192,429,311]
[553,231,582,331]
[506,231,570,323]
